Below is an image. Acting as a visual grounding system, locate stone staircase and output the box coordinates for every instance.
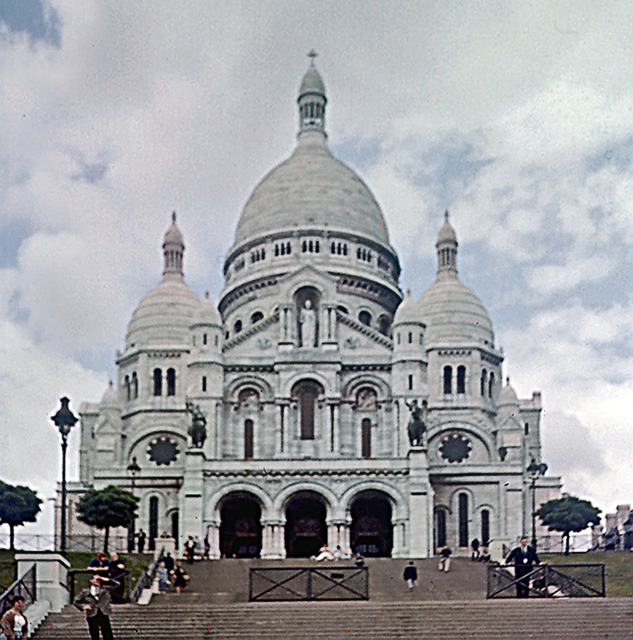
[31,559,633,639]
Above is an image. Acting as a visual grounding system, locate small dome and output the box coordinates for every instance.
[418,276,494,347]
[393,291,419,325]
[437,213,457,245]
[100,381,119,408]
[498,379,519,407]
[126,278,200,349]
[164,211,184,245]
[299,61,326,97]
[192,291,222,327]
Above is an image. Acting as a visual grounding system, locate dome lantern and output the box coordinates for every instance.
[298,50,327,138]
[436,210,458,277]
[163,211,185,278]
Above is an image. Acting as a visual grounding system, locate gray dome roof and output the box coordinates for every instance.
[100,381,119,408]
[300,62,326,97]
[498,380,519,407]
[126,276,200,349]
[393,291,419,324]
[232,136,391,247]
[437,216,457,245]
[192,292,221,327]
[418,274,494,347]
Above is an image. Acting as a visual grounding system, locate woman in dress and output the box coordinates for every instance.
[171,559,188,593]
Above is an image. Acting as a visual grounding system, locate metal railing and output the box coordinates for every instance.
[487,563,606,598]
[0,533,130,553]
[0,564,36,617]
[129,549,165,604]
[249,566,369,602]
[68,568,131,604]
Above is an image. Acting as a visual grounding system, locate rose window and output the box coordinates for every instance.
[439,434,472,463]
[147,437,179,466]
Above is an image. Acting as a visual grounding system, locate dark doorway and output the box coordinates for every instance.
[291,379,324,440]
[244,419,254,459]
[458,493,469,547]
[171,510,179,547]
[220,493,262,558]
[148,496,158,551]
[481,509,490,546]
[361,418,371,458]
[435,508,447,549]
[350,491,392,557]
[285,492,327,558]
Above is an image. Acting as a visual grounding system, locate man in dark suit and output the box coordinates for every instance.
[506,536,539,598]
[73,574,119,639]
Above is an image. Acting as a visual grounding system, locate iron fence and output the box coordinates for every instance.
[0,533,130,553]
[487,563,606,598]
[249,566,369,602]
[0,564,36,617]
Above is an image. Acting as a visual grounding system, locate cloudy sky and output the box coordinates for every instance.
[1,1,632,536]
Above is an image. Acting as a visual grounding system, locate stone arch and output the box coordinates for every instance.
[226,375,274,402]
[128,427,187,467]
[283,371,331,398]
[273,481,337,515]
[283,489,330,558]
[208,483,273,520]
[341,482,406,521]
[427,421,495,461]
[449,487,475,549]
[217,491,264,558]
[343,374,392,400]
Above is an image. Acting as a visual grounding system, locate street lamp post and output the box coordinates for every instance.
[51,397,78,554]
[527,457,548,551]
[127,456,140,553]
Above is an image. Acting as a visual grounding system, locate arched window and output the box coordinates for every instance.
[408,374,413,391]
[488,372,495,398]
[331,242,336,254]
[291,380,323,440]
[481,509,490,546]
[524,422,529,435]
[234,319,243,333]
[149,496,159,551]
[251,311,264,324]
[378,315,390,336]
[457,365,466,394]
[166,368,176,396]
[359,310,372,326]
[361,418,371,458]
[480,369,487,397]
[202,376,207,392]
[153,369,162,396]
[436,509,447,548]
[408,332,413,344]
[170,510,179,543]
[337,305,349,315]
[203,333,208,345]
[125,375,130,401]
[244,419,254,459]
[132,372,138,399]
[458,493,469,548]
[443,366,452,394]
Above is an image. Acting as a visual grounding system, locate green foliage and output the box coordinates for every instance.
[76,485,139,551]
[536,495,601,554]
[0,481,42,550]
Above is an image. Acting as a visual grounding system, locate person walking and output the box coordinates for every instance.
[171,559,189,594]
[136,529,146,554]
[108,552,126,604]
[438,545,452,572]
[73,574,119,640]
[506,536,539,598]
[203,534,210,559]
[1,595,28,640]
[470,538,480,561]
[403,561,418,590]
[185,536,196,564]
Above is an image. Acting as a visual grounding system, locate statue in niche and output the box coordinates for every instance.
[185,399,207,448]
[299,299,317,347]
[406,399,427,446]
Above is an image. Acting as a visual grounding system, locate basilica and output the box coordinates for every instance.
[74,58,561,558]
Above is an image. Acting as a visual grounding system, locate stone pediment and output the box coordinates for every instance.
[338,311,393,353]
[223,310,279,353]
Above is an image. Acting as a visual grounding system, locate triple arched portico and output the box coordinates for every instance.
[206,482,404,559]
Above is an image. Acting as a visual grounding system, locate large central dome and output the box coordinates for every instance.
[230,58,392,251]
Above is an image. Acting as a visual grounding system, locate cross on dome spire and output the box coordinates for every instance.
[298,51,327,139]
[163,211,185,279]
[436,209,458,277]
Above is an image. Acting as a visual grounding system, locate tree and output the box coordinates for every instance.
[536,495,601,555]
[76,485,139,552]
[0,481,43,550]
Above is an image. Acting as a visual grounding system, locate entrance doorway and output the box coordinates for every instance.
[219,493,262,558]
[350,491,393,557]
[285,491,327,557]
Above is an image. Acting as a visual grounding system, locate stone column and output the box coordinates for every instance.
[179,448,205,550]
[279,304,294,350]
[407,446,433,558]
[321,304,337,350]
[341,519,352,557]
[208,521,221,559]
[273,522,287,558]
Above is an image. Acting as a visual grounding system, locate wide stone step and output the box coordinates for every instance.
[32,599,633,640]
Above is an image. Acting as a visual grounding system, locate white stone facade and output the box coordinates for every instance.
[74,59,561,559]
